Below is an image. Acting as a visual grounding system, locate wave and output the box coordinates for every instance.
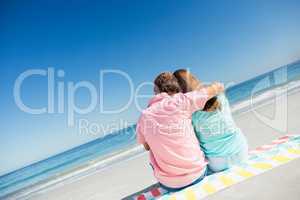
[231,79,300,114]
[4,145,145,200]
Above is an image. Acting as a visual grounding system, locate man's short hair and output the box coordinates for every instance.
[154,72,181,95]
[173,69,189,93]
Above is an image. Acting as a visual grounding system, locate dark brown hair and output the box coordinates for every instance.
[154,72,181,95]
[202,96,218,111]
[173,69,189,93]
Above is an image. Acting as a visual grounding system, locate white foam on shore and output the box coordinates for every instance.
[231,79,300,114]
[6,79,300,200]
[5,146,145,200]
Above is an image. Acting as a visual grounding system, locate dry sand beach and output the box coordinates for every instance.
[25,89,300,200]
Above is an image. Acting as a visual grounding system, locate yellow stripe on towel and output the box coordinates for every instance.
[235,168,254,178]
[184,189,197,200]
[251,162,273,170]
[288,148,300,155]
[219,175,235,186]
[201,183,216,194]
[271,155,291,163]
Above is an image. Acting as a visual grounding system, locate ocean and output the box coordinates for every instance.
[1,60,300,199]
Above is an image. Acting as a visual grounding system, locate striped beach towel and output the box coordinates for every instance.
[133,134,300,200]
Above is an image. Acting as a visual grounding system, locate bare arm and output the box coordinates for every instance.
[143,143,150,151]
[202,82,224,99]
[185,82,224,112]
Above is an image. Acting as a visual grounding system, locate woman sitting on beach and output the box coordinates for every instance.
[136,72,224,191]
[174,69,248,172]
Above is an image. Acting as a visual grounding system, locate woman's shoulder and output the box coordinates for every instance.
[192,110,213,122]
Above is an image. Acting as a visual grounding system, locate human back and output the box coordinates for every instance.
[174,69,248,172]
[192,93,247,158]
[136,72,224,189]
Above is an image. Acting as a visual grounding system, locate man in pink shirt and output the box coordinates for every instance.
[136,72,224,191]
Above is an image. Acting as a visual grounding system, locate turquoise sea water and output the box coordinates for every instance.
[0,60,300,198]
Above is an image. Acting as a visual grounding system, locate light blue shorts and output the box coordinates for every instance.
[207,146,248,172]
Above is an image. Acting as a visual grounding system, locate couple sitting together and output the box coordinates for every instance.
[136,69,248,192]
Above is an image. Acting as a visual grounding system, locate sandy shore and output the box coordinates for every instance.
[29,90,300,200]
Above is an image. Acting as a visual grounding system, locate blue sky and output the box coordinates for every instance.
[0,0,300,176]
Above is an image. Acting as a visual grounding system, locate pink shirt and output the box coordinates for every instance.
[136,90,209,188]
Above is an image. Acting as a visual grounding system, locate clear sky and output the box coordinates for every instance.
[1,0,300,176]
